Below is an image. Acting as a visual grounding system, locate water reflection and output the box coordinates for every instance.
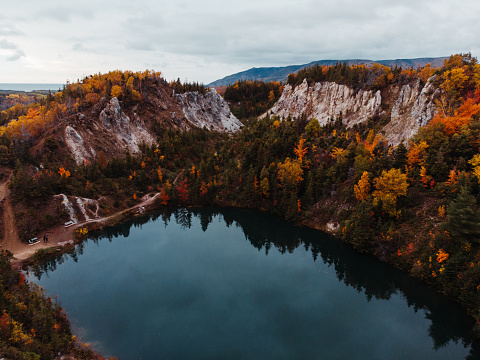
[29,207,480,359]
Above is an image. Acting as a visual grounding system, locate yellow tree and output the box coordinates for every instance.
[111,85,123,98]
[268,90,275,103]
[277,158,303,187]
[441,68,468,98]
[438,67,470,114]
[418,63,435,83]
[407,140,429,167]
[354,171,370,201]
[294,138,308,164]
[331,147,346,159]
[469,154,480,183]
[126,76,134,91]
[305,118,320,138]
[372,168,409,216]
[260,177,270,197]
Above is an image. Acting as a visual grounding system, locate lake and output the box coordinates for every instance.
[27,208,480,359]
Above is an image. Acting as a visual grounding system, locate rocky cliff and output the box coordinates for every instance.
[175,89,243,132]
[383,79,441,145]
[60,85,241,165]
[65,97,157,164]
[268,79,382,127]
[266,78,439,145]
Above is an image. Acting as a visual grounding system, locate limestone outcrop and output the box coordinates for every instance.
[64,125,97,165]
[176,89,243,132]
[65,97,156,165]
[63,88,241,165]
[266,78,439,145]
[268,79,382,127]
[383,79,440,145]
[98,97,156,154]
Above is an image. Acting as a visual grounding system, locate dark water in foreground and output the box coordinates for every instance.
[27,208,480,359]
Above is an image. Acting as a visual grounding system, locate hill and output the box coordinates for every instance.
[0,71,241,167]
[208,57,448,87]
[3,54,480,357]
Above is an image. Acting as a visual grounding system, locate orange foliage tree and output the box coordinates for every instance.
[354,171,370,201]
[407,140,429,167]
[159,186,170,205]
[293,138,308,164]
[176,178,189,203]
[431,97,480,136]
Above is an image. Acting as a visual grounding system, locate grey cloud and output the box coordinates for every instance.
[0,26,24,36]
[0,40,17,50]
[72,43,88,52]
[3,0,480,83]
[125,41,155,51]
[163,1,471,67]
[0,39,25,61]
[37,6,94,23]
[7,50,25,61]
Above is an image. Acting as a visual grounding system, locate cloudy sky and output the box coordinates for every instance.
[1,0,479,85]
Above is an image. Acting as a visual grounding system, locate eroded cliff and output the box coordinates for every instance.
[266,78,439,145]
[61,85,241,165]
[175,89,243,132]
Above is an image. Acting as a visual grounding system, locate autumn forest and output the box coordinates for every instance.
[2,54,480,358]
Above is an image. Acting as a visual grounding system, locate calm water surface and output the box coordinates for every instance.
[27,208,480,359]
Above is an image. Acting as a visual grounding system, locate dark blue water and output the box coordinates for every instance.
[27,208,480,359]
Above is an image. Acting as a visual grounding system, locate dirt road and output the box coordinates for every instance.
[0,179,162,263]
[0,171,21,253]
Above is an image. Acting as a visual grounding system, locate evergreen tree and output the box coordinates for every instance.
[393,142,407,170]
[443,187,480,244]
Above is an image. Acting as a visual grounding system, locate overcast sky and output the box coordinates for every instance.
[1,0,479,85]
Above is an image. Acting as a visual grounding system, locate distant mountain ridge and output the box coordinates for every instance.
[208,57,448,87]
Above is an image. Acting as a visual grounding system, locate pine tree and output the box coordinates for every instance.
[443,187,480,244]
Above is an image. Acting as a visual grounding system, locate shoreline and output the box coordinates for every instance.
[7,192,162,266]
[9,192,480,340]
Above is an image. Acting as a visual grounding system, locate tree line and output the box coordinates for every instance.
[3,54,480,342]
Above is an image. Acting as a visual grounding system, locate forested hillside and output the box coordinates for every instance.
[0,251,114,359]
[2,53,480,356]
[223,80,283,119]
[208,56,447,87]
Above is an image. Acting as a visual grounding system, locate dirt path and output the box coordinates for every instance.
[2,189,162,264]
[0,171,22,254]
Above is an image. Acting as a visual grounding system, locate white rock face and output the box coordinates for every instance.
[55,194,101,223]
[65,97,156,165]
[99,97,129,130]
[267,79,382,126]
[267,78,439,146]
[383,79,440,145]
[99,97,156,154]
[176,89,243,132]
[64,126,96,164]
[64,92,241,165]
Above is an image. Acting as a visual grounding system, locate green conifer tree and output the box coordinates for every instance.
[443,187,480,244]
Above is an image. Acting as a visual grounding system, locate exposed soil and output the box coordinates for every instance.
[0,171,20,252]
